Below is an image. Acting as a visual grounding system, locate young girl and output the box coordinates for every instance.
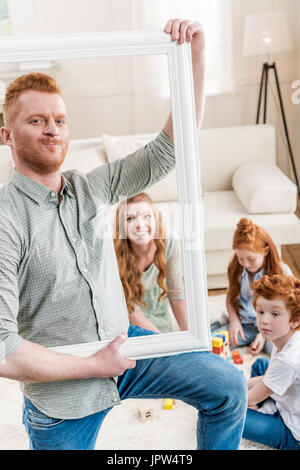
[211,218,293,355]
[113,192,187,333]
[242,274,300,450]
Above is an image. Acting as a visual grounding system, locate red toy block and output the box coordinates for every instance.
[234,356,243,364]
[232,350,240,358]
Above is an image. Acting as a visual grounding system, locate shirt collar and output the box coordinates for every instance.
[10,169,75,206]
[241,266,265,280]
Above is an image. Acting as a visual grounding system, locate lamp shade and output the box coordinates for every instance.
[243,10,293,56]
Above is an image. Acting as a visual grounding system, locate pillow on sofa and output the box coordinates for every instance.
[102,133,178,203]
[61,145,107,173]
[232,162,297,214]
[0,145,14,184]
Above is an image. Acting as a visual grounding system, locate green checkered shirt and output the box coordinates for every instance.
[0,131,174,419]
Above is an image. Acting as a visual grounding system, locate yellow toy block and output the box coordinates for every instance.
[212,337,223,348]
[218,330,229,342]
[163,399,174,410]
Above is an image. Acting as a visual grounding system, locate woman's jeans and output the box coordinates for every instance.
[242,358,300,450]
[22,324,247,451]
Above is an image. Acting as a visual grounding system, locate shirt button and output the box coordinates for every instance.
[72,237,77,242]
[93,299,97,305]
[83,267,88,274]
[50,191,56,198]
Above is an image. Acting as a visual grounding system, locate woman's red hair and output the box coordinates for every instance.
[113,192,169,314]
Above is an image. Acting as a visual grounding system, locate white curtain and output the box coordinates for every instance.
[6,0,234,96]
[0,0,10,34]
[129,0,234,96]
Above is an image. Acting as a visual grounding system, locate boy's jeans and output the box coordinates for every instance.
[23,324,247,450]
[242,358,300,450]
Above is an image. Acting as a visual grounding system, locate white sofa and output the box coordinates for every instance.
[1,124,299,289]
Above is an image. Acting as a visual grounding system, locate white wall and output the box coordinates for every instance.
[202,0,299,181]
[4,0,299,182]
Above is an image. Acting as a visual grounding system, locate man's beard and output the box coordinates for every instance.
[15,141,68,174]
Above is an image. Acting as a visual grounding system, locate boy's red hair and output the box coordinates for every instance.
[253,274,300,329]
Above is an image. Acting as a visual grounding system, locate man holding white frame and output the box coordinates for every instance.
[0,19,247,450]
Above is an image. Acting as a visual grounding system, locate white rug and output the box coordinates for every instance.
[0,294,273,451]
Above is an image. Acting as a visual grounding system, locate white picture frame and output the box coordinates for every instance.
[0,30,211,359]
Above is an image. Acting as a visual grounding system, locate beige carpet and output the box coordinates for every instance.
[0,294,274,451]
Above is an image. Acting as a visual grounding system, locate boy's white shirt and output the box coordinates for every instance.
[263,330,300,441]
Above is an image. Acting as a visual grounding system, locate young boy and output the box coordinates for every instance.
[242,274,300,450]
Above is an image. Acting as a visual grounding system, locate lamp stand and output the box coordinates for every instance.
[256,62,300,196]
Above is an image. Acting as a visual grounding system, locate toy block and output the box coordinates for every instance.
[212,337,223,348]
[163,399,174,410]
[232,350,241,358]
[217,331,230,360]
[218,330,229,343]
[213,346,223,354]
[234,356,243,364]
[137,404,154,422]
[211,337,223,354]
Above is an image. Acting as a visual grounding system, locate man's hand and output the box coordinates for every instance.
[164,19,205,60]
[88,334,136,378]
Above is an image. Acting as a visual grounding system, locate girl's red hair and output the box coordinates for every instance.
[227,218,284,311]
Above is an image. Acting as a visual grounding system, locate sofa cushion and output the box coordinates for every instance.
[232,162,297,214]
[203,190,300,250]
[102,133,178,202]
[61,145,107,173]
[151,192,300,251]
[0,145,14,184]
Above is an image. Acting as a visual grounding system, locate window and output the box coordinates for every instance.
[0,0,10,35]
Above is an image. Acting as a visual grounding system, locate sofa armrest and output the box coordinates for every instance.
[232,162,297,214]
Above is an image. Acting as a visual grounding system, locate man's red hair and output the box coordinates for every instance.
[3,73,61,125]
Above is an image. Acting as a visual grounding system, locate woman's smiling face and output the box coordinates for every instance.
[124,201,157,246]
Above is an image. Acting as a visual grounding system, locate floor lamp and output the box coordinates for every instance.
[243,11,300,197]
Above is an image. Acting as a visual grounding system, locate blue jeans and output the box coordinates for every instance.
[23,324,247,450]
[211,321,273,355]
[242,358,300,450]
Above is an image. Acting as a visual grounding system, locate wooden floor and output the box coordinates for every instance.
[208,196,300,296]
[281,196,300,278]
